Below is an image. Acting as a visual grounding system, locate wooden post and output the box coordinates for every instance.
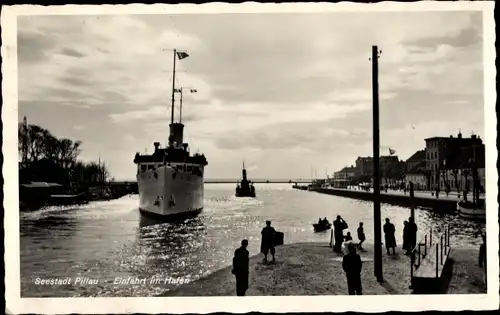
[372,45,383,283]
[430,229,433,246]
[424,235,427,257]
[410,248,414,278]
[435,243,439,278]
[418,244,421,266]
[440,235,443,264]
[447,224,450,247]
[330,229,333,247]
[409,181,415,219]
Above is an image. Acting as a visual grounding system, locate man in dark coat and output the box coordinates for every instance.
[342,243,363,295]
[383,218,396,255]
[478,233,487,287]
[407,217,418,254]
[402,220,409,254]
[357,222,365,249]
[333,215,348,253]
[261,220,276,263]
[232,239,249,296]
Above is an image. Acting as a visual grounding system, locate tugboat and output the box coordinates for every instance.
[235,161,256,198]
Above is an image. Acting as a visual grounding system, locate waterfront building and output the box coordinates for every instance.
[441,142,485,193]
[331,166,358,188]
[355,156,373,177]
[404,150,429,190]
[405,150,426,171]
[425,132,483,191]
[354,155,403,186]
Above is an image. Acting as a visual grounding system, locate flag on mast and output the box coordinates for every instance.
[388,148,396,155]
[174,88,181,92]
[176,51,189,60]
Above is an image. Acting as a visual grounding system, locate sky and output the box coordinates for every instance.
[17,11,484,181]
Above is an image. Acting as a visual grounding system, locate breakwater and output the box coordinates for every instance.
[299,187,458,213]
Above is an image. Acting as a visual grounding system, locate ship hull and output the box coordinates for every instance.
[457,201,486,221]
[137,163,204,218]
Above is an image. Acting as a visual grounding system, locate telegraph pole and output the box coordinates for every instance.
[371,45,383,282]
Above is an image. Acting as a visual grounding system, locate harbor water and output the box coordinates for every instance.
[20,183,485,297]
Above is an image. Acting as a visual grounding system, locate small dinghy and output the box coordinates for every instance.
[313,222,331,232]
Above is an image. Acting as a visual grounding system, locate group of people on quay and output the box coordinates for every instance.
[230,215,487,296]
[231,220,277,296]
[230,216,420,296]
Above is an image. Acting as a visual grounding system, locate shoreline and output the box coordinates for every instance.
[162,242,485,296]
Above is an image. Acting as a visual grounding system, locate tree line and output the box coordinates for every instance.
[18,120,112,190]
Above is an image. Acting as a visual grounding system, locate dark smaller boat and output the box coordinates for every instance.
[313,219,331,232]
[235,161,256,198]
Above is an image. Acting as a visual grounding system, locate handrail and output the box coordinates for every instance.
[411,224,451,279]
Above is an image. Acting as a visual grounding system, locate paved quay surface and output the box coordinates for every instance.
[162,242,485,296]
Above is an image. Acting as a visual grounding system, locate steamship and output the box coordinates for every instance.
[133,49,207,219]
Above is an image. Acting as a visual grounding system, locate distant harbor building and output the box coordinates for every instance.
[330,166,358,188]
[404,150,429,190]
[355,157,373,177]
[441,140,485,193]
[353,155,403,185]
[424,132,484,191]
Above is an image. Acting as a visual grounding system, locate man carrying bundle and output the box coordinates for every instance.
[261,220,276,264]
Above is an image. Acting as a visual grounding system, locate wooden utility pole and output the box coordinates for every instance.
[372,45,383,282]
[410,181,415,219]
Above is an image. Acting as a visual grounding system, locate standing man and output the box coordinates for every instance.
[478,233,487,288]
[383,218,397,255]
[357,222,365,249]
[407,217,418,254]
[232,239,249,296]
[402,220,409,254]
[333,215,348,253]
[342,244,363,295]
[261,220,276,264]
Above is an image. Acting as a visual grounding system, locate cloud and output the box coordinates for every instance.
[73,124,86,131]
[17,11,485,180]
[58,47,87,58]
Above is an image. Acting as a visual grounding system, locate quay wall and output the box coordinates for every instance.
[299,187,457,213]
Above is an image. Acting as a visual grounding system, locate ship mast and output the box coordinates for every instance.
[171,49,177,125]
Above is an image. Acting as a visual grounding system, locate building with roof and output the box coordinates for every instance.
[404,149,429,190]
[425,131,484,191]
[330,166,358,188]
